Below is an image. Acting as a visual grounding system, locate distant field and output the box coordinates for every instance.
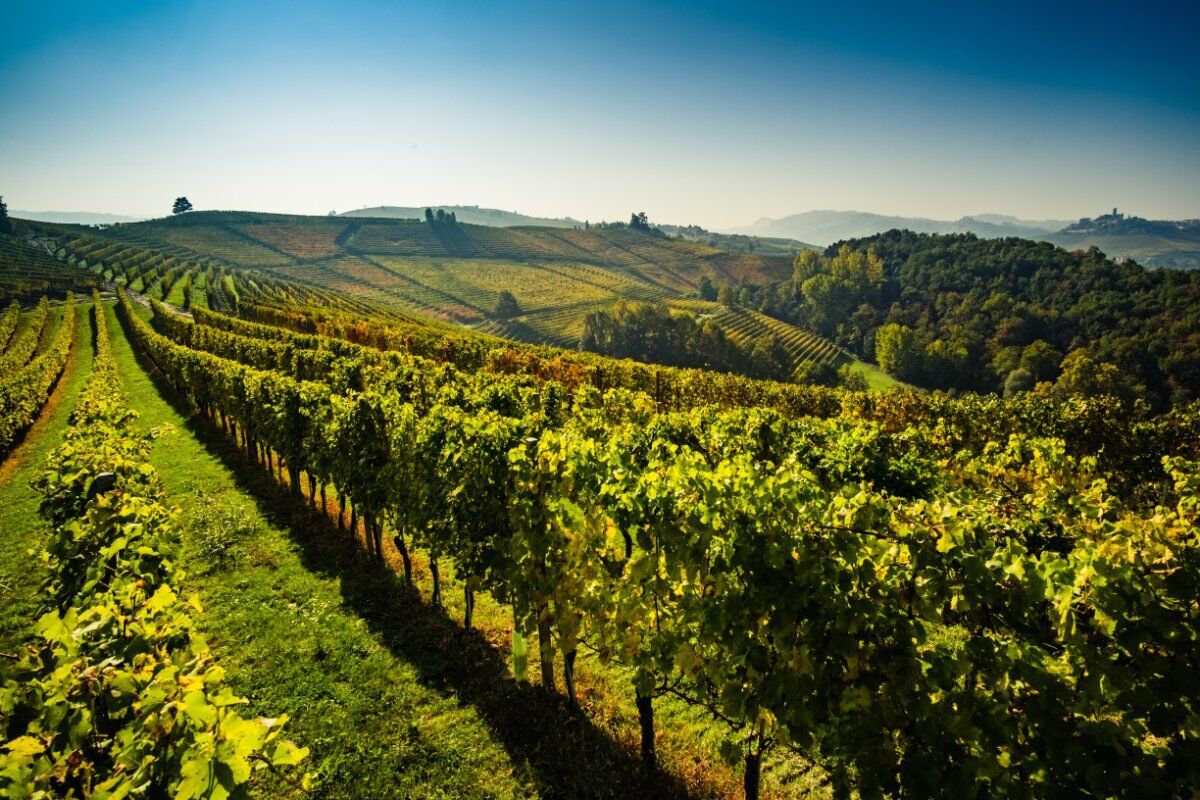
[666,300,903,384]
[29,212,902,379]
[32,212,800,344]
[1044,229,1200,269]
[23,211,912,378]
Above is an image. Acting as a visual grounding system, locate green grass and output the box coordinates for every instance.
[834,353,908,390]
[0,301,94,654]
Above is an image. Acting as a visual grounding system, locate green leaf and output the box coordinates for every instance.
[270,739,310,767]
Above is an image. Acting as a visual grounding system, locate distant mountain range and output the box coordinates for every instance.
[727,210,1072,246]
[340,205,583,228]
[657,223,818,257]
[13,210,144,225]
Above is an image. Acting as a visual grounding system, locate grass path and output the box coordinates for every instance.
[0,301,94,655]
[105,302,544,799]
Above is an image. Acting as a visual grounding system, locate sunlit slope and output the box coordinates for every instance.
[40,212,792,341]
[30,215,875,374]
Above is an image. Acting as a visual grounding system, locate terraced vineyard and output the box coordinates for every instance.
[0,233,90,296]
[27,212,792,345]
[681,302,841,365]
[25,214,910,386]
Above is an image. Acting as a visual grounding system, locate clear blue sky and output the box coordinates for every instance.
[1,0,1197,227]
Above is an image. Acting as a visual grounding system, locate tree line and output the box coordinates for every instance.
[580,300,793,380]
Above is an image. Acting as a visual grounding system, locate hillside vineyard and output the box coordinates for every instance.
[0,211,1197,800]
[8,0,1200,795]
[35,213,885,385]
[118,285,1197,798]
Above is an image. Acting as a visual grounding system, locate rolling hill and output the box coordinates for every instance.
[734,209,1200,270]
[1043,215,1200,269]
[29,211,801,349]
[340,205,583,228]
[658,223,819,257]
[12,210,144,225]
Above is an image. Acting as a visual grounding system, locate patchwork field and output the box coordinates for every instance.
[29,212,901,379]
[32,212,802,347]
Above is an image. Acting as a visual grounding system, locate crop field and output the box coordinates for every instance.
[27,216,887,374]
[150,223,298,266]
[233,220,348,258]
[669,300,841,366]
[32,212,890,370]
[0,235,90,296]
[37,213,784,344]
[7,3,1200,795]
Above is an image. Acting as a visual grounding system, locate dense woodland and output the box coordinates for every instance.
[735,231,1200,405]
[580,301,793,381]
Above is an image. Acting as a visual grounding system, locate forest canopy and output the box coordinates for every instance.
[746,231,1200,406]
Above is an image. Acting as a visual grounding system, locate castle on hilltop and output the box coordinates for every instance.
[1066,208,1143,232]
[1077,208,1124,226]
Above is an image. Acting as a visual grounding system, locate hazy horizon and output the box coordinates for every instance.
[2,204,1119,230]
[3,1,1198,229]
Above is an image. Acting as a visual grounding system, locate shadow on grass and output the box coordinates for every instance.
[124,331,696,800]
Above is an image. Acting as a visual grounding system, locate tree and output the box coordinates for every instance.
[794,359,838,386]
[1019,340,1063,382]
[749,335,791,380]
[793,250,822,283]
[717,283,736,307]
[436,209,446,223]
[494,290,521,319]
[629,211,650,231]
[424,208,434,223]
[1003,367,1035,397]
[0,195,10,234]
[1045,350,1141,403]
[837,364,869,391]
[875,323,922,381]
[172,197,193,215]
[697,277,717,302]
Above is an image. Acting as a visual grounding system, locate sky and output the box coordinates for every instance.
[1,0,1198,229]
